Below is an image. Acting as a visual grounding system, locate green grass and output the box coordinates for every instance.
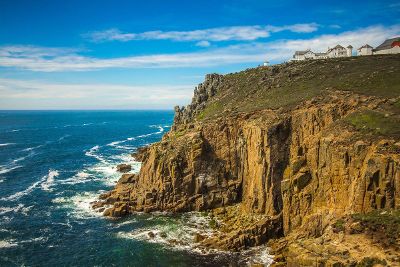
[174,128,187,138]
[393,99,400,110]
[197,54,400,120]
[351,210,400,245]
[208,218,219,229]
[344,110,400,136]
[333,219,345,232]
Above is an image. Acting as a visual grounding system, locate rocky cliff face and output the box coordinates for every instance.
[173,73,223,125]
[96,55,400,265]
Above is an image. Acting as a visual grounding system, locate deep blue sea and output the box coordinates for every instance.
[0,111,272,267]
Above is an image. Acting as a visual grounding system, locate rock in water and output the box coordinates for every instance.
[116,164,131,173]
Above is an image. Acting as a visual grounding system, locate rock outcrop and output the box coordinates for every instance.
[96,55,400,265]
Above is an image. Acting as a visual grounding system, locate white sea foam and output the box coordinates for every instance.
[116,212,217,252]
[0,143,15,147]
[41,170,59,191]
[52,192,102,219]
[0,165,22,175]
[0,179,3,183]
[117,212,274,265]
[85,145,106,163]
[0,240,18,248]
[59,171,91,185]
[23,144,43,152]
[1,169,58,201]
[0,180,40,201]
[0,204,32,216]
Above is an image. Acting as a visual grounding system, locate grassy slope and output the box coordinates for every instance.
[198,54,400,120]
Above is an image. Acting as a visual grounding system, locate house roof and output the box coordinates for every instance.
[358,44,373,50]
[327,45,346,53]
[315,52,327,56]
[334,45,345,49]
[347,45,353,48]
[374,37,400,51]
[294,50,313,56]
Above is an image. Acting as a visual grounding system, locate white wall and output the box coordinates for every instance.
[374,46,400,55]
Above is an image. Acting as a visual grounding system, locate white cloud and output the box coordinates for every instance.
[0,24,399,72]
[0,78,193,109]
[85,23,319,43]
[196,41,211,47]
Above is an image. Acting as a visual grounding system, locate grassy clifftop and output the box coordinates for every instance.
[197,54,400,120]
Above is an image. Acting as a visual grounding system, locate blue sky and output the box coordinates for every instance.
[0,0,399,109]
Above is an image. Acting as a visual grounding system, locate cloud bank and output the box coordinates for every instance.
[84,23,320,43]
[0,78,192,109]
[0,25,398,72]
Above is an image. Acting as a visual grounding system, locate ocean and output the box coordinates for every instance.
[0,110,272,267]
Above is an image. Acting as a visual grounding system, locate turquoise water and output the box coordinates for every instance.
[0,111,272,266]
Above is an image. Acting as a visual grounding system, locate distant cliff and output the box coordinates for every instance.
[96,54,400,266]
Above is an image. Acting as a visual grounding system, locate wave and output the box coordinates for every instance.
[85,145,106,163]
[107,126,166,150]
[0,179,41,201]
[57,135,70,142]
[41,170,59,191]
[0,240,18,249]
[23,144,43,152]
[0,143,15,147]
[0,165,22,175]
[0,204,32,216]
[52,191,102,219]
[58,171,91,185]
[1,169,58,201]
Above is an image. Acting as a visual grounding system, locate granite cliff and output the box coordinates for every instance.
[95,55,400,266]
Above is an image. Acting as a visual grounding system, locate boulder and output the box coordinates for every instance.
[116,164,131,173]
[119,174,136,184]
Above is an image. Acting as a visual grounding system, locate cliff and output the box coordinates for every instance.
[95,55,400,266]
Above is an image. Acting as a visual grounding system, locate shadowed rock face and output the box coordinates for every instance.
[97,55,400,265]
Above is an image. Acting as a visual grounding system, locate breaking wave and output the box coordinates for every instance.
[41,170,59,191]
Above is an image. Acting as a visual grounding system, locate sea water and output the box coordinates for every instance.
[0,110,273,266]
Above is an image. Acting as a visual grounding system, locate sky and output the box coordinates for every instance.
[0,0,399,110]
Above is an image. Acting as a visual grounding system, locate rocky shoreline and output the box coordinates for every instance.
[93,55,400,266]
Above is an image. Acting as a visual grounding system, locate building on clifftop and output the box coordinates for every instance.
[292,44,352,61]
[373,37,400,55]
[358,44,373,56]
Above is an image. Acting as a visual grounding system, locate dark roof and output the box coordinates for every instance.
[334,45,345,49]
[315,52,327,56]
[358,44,373,50]
[347,45,353,48]
[374,37,400,51]
[294,50,313,56]
[327,45,346,53]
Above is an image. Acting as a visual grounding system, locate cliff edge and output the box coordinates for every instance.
[95,55,400,266]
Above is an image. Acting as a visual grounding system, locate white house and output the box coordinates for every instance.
[326,45,348,58]
[292,45,352,61]
[293,49,315,61]
[358,44,373,56]
[373,37,400,55]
